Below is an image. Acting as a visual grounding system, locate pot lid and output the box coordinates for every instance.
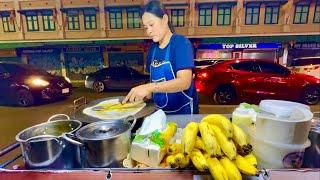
[76,120,131,140]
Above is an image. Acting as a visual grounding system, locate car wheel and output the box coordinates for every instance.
[93,81,105,93]
[15,89,34,107]
[301,86,320,105]
[213,86,237,105]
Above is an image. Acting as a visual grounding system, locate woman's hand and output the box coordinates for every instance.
[122,83,154,103]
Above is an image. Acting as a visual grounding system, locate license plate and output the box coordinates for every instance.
[62,88,69,94]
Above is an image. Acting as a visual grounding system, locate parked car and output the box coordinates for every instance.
[85,66,149,92]
[194,58,226,69]
[195,59,320,105]
[0,62,72,107]
[288,56,320,79]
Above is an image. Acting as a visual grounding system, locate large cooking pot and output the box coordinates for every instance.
[15,114,82,169]
[64,116,136,168]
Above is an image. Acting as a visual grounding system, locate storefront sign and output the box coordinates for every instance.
[22,49,55,53]
[198,43,282,50]
[293,43,320,49]
[222,44,257,49]
[63,46,100,53]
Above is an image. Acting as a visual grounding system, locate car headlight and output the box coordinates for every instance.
[64,76,71,83]
[31,78,49,86]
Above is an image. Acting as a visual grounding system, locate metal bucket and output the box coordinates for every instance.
[15,114,82,169]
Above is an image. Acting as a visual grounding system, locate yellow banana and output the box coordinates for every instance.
[220,157,242,180]
[207,157,229,180]
[181,122,198,155]
[161,122,177,144]
[168,143,181,155]
[199,122,222,157]
[244,153,257,167]
[166,155,178,168]
[174,153,190,168]
[235,155,258,176]
[203,152,211,159]
[211,125,237,160]
[190,149,208,172]
[202,114,233,138]
[232,123,252,155]
[195,136,206,151]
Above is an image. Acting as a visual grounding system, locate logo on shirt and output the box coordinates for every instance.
[151,59,166,67]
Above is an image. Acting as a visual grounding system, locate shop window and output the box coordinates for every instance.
[245,5,260,25]
[67,10,80,30]
[314,3,320,23]
[198,7,212,26]
[171,9,185,27]
[293,3,309,24]
[265,5,279,24]
[26,13,39,31]
[84,9,97,30]
[109,10,122,29]
[217,5,231,26]
[127,9,140,28]
[1,15,15,32]
[42,10,55,31]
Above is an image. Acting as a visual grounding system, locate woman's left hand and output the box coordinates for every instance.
[122,83,153,103]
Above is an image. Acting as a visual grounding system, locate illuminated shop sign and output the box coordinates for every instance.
[198,43,282,50]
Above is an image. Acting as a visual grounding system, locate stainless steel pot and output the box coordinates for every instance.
[15,114,82,169]
[64,116,136,168]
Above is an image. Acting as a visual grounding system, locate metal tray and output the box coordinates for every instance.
[72,96,157,123]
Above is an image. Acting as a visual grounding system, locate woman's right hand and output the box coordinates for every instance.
[122,83,154,103]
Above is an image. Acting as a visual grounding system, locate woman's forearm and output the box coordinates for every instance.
[148,69,192,93]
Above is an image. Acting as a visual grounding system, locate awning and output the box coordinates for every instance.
[164,3,189,9]
[0,11,11,17]
[105,5,141,12]
[0,39,145,50]
[18,9,54,15]
[244,0,288,4]
[196,1,237,8]
[60,7,98,13]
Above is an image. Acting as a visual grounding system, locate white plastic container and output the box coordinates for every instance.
[246,126,311,169]
[256,100,313,144]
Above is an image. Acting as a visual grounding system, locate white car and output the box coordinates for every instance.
[288,57,320,79]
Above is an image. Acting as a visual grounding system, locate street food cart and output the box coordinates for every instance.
[0,97,319,179]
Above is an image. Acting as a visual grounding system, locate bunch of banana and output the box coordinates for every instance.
[235,155,258,176]
[199,122,222,157]
[161,122,177,144]
[201,114,233,138]
[232,123,252,155]
[190,149,208,172]
[181,122,199,155]
[244,153,257,167]
[174,152,190,168]
[195,136,206,151]
[220,157,242,180]
[166,154,177,168]
[163,113,259,179]
[211,125,237,160]
[168,143,181,155]
[207,157,228,180]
